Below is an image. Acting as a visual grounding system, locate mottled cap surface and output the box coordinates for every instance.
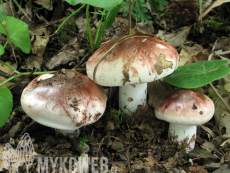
[155,90,214,125]
[86,32,179,86]
[21,70,107,130]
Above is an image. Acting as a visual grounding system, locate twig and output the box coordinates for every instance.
[75,52,90,68]
[96,136,106,157]
[209,82,230,113]
[9,69,35,89]
[0,69,20,82]
[126,148,131,173]
[207,54,230,113]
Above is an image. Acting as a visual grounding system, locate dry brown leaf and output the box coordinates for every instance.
[163,152,179,170]
[224,83,230,92]
[212,38,230,64]
[201,140,215,152]
[35,0,53,10]
[199,125,215,138]
[188,165,208,173]
[156,26,192,47]
[0,145,5,171]
[46,44,79,70]
[215,50,230,65]
[208,83,230,135]
[76,15,88,34]
[198,0,230,21]
[201,0,213,13]
[0,62,17,87]
[111,161,127,173]
[32,35,49,57]
[144,155,159,167]
[136,22,154,34]
[0,3,11,16]
[179,43,209,66]
[213,38,230,51]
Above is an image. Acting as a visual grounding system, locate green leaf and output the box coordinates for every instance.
[164,60,230,88]
[119,0,129,15]
[149,0,168,14]
[95,4,121,48]
[199,0,202,12]
[0,16,31,54]
[133,0,153,24]
[65,0,123,11]
[0,44,5,55]
[0,87,13,127]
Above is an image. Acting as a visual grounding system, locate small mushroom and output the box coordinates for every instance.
[21,69,107,136]
[87,32,179,115]
[155,90,214,153]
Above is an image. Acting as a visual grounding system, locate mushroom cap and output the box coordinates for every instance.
[21,70,107,130]
[155,90,214,126]
[86,32,179,86]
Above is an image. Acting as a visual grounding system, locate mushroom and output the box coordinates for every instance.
[86,32,179,115]
[155,90,215,153]
[21,69,107,136]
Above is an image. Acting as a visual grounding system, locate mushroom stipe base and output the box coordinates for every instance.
[169,123,196,153]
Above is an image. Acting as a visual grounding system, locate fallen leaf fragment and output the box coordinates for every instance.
[188,165,208,173]
[198,0,230,21]
[201,140,215,152]
[156,26,192,47]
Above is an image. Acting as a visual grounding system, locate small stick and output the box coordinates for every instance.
[209,82,230,113]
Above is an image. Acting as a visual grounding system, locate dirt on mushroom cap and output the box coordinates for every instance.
[21,70,107,130]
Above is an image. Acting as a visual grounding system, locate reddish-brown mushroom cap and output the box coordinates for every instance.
[21,70,107,131]
[155,90,214,126]
[86,32,179,86]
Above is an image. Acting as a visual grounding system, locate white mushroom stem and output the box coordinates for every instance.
[168,123,197,153]
[119,83,147,116]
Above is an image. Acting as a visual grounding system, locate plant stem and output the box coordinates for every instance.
[95,9,106,45]
[0,60,20,74]
[209,82,230,112]
[54,4,86,34]
[9,69,35,89]
[0,68,86,87]
[86,4,94,54]
[128,0,132,35]
[0,71,55,87]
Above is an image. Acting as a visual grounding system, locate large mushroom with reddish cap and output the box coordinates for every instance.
[21,69,107,136]
[155,90,215,153]
[87,32,179,115]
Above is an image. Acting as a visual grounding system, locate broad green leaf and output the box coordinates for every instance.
[119,0,129,16]
[149,0,168,14]
[164,60,230,88]
[0,44,4,55]
[0,21,6,35]
[65,0,123,11]
[0,87,13,127]
[0,16,31,54]
[95,4,121,48]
